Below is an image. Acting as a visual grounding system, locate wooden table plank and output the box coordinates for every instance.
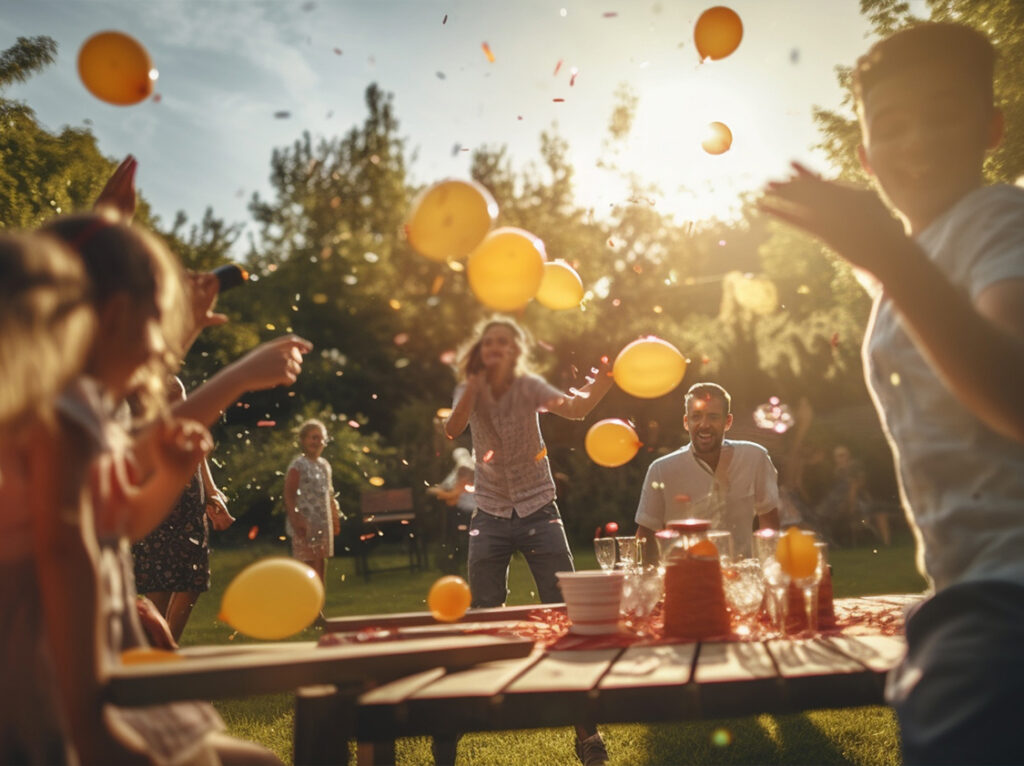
[766,637,887,711]
[823,634,907,674]
[107,634,533,706]
[595,643,700,724]
[693,640,781,718]
[325,603,564,632]
[358,653,545,739]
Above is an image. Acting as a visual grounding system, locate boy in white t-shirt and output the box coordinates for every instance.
[762,22,1024,765]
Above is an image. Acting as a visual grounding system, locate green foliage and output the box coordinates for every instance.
[0,36,55,89]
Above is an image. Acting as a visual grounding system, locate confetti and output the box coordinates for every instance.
[830,332,840,348]
[443,13,448,24]
[554,59,563,75]
[248,526,259,540]
[534,446,547,462]
[369,477,385,487]
[481,42,495,62]
[256,420,276,427]
[553,97,565,103]
[273,111,291,119]
[482,449,495,463]
[603,11,618,18]
[333,48,343,55]
[570,70,579,87]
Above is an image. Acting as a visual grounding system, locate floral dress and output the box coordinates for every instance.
[286,455,335,559]
[132,470,210,593]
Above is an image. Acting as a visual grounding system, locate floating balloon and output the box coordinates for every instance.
[428,575,472,622]
[219,557,325,640]
[694,6,744,61]
[406,179,498,261]
[585,419,641,468]
[613,336,688,399]
[466,227,546,311]
[119,647,183,665]
[701,121,733,155]
[535,260,584,310]
[604,521,620,536]
[775,528,819,579]
[77,31,157,106]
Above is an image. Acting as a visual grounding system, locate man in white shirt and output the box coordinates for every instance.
[635,382,780,561]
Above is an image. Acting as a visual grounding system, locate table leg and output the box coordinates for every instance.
[294,683,361,766]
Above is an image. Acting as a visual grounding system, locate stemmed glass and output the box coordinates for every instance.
[793,540,827,634]
[707,530,734,565]
[722,557,766,637]
[594,537,617,572]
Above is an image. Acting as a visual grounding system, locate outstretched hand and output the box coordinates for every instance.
[759,162,906,280]
[233,334,314,391]
[94,155,138,221]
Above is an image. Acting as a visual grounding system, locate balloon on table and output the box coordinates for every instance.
[694,6,744,61]
[119,647,183,665]
[613,336,688,399]
[406,179,498,261]
[585,419,641,468]
[428,575,472,622]
[535,260,584,310]
[701,121,733,155]
[219,557,325,639]
[77,31,157,106]
[775,527,818,579]
[466,227,546,310]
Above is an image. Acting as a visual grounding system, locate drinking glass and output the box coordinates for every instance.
[594,537,617,572]
[615,536,640,572]
[621,564,662,619]
[793,540,827,634]
[761,557,791,636]
[707,530,734,564]
[722,557,765,636]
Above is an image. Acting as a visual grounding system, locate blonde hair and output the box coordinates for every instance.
[454,315,534,382]
[0,233,96,428]
[40,211,188,420]
[297,419,328,442]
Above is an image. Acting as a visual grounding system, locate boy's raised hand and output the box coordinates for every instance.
[94,155,138,221]
[233,334,314,390]
[759,162,905,280]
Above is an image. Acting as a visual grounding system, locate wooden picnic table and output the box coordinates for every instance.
[324,594,919,765]
[105,594,919,765]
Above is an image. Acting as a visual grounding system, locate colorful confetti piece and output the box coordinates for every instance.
[482,42,495,62]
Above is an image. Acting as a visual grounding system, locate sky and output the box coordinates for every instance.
[1,1,881,248]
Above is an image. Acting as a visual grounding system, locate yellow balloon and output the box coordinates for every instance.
[613,337,688,399]
[585,419,641,468]
[428,575,472,622]
[77,31,156,106]
[406,179,498,261]
[694,6,744,62]
[119,647,183,665]
[701,121,733,155]
[535,260,584,310]
[219,557,325,640]
[776,528,819,579]
[467,227,546,311]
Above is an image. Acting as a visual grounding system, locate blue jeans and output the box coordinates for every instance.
[886,580,1024,765]
[467,502,574,608]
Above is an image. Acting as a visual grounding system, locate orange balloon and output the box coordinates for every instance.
[406,179,498,261]
[585,419,641,468]
[694,6,744,61]
[688,539,719,558]
[428,575,472,622]
[775,528,819,579]
[78,31,156,106]
[535,260,584,310]
[701,121,733,155]
[613,336,688,399]
[466,227,546,311]
[119,647,183,665]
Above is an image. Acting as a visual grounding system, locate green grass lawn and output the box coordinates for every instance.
[181,535,927,765]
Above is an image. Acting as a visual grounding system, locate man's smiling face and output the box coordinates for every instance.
[684,394,732,458]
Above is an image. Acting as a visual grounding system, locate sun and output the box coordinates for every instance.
[577,68,788,226]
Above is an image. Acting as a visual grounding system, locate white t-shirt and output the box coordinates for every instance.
[865,184,1024,591]
[634,439,780,558]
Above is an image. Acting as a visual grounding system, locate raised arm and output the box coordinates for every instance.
[443,372,485,439]
[761,165,1024,443]
[174,334,312,427]
[542,356,615,421]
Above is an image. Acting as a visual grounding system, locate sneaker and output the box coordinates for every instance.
[575,733,608,766]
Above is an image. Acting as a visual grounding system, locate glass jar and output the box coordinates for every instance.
[662,518,730,639]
